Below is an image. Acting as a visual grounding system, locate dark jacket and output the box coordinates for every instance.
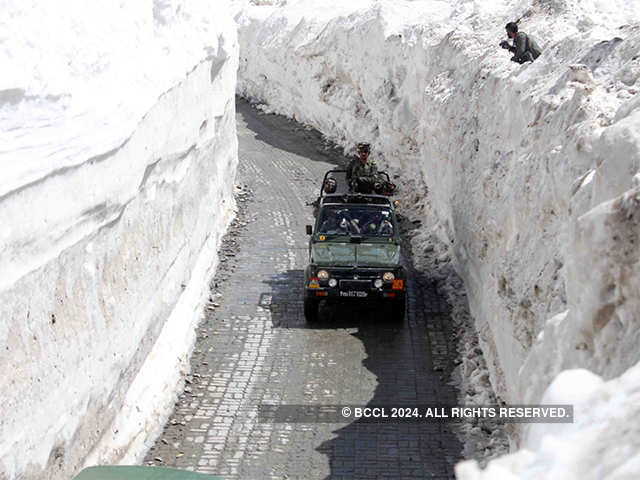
[347,158,377,181]
[351,160,377,180]
[511,32,542,62]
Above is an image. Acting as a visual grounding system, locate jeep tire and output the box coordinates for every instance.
[392,297,405,322]
[304,297,319,322]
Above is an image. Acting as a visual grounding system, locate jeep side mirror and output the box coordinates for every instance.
[306,225,313,235]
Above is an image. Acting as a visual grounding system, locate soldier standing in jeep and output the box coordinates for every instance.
[347,142,378,192]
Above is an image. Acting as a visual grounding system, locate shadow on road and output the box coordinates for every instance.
[237,97,349,168]
[261,265,462,478]
[262,269,403,330]
[315,320,463,478]
[312,299,463,478]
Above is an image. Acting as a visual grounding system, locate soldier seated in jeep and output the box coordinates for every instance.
[317,208,361,235]
[361,210,394,236]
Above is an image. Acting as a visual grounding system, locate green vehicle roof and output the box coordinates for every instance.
[73,466,222,480]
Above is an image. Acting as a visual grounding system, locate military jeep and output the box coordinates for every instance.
[304,170,406,322]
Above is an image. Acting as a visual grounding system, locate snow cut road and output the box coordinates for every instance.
[145,98,463,479]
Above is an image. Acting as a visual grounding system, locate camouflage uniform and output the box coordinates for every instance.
[350,160,379,193]
[351,159,377,179]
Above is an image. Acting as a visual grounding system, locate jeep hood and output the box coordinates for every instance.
[312,243,401,267]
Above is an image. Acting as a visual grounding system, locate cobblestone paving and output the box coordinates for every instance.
[145,98,463,479]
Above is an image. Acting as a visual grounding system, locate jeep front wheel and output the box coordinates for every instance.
[304,297,319,322]
[392,298,405,322]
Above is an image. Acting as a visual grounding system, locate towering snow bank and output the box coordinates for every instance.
[457,363,640,479]
[234,0,640,474]
[0,2,238,479]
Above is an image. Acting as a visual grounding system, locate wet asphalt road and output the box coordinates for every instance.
[145,98,463,479]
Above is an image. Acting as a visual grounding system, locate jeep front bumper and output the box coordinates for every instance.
[304,267,406,301]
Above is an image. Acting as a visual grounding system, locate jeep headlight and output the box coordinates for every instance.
[382,272,395,282]
[317,270,329,280]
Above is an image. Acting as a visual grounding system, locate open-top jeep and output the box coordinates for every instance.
[304,170,406,322]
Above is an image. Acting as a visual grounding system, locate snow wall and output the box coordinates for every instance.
[234,0,640,477]
[0,2,238,479]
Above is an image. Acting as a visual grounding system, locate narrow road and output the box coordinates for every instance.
[146,98,462,479]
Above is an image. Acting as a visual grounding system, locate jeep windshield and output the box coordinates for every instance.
[316,205,395,238]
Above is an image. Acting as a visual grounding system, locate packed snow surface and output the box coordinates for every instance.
[235,0,640,476]
[1,0,236,290]
[0,1,238,479]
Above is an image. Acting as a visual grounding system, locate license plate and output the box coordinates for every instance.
[340,291,368,298]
